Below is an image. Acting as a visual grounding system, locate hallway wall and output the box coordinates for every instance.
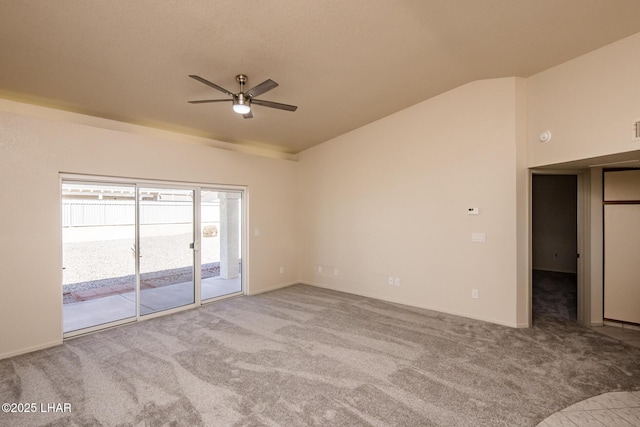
[532,175,577,273]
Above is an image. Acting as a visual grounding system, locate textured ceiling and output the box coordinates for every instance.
[2,1,640,154]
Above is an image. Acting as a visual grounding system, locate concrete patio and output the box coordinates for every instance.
[63,276,242,333]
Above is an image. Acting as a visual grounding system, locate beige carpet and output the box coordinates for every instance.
[1,284,639,426]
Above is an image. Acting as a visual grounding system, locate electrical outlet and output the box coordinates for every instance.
[472,289,479,299]
[279,266,284,274]
[334,268,339,276]
[317,266,323,274]
[394,277,401,286]
[472,232,486,243]
[388,276,394,286]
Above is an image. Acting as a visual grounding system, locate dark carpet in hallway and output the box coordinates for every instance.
[532,269,577,323]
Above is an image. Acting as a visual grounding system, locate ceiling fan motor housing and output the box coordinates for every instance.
[236,74,248,86]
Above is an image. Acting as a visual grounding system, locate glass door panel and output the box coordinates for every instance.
[201,190,243,301]
[139,187,195,315]
[62,182,136,332]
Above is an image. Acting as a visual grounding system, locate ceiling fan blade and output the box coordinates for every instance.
[188,99,231,104]
[243,111,253,119]
[245,79,278,99]
[251,98,297,112]
[188,75,234,97]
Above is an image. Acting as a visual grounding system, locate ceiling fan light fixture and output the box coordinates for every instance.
[232,94,251,114]
[232,102,250,114]
[188,74,296,117]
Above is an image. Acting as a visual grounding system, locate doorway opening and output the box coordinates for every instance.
[61,177,245,336]
[531,174,578,323]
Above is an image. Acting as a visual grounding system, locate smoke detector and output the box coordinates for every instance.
[539,130,552,143]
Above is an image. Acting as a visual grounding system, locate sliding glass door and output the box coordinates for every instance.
[201,190,243,301]
[62,177,244,336]
[139,187,195,315]
[62,182,137,332]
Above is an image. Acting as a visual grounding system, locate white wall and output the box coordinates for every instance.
[0,101,299,358]
[298,78,528,327]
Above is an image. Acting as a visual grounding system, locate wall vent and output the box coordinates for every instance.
[634,119,640,141]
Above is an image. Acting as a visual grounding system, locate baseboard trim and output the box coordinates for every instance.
[603,319,640,330]
[247,281,298,296]
[301,281,522,328]
[1,339,63,360]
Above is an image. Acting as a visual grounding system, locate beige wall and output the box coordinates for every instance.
[589,168,604,325]
[0,101,299,358]
[514,80,529,327]
[298,78,528,327]
[528,33,640,325]
[527,32,640,167]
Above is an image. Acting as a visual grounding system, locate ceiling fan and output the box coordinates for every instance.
[188,74,297,119]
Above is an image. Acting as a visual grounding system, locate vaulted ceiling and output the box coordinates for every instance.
[2,1,640,154]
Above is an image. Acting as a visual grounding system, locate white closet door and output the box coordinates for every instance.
[604,204,640,324]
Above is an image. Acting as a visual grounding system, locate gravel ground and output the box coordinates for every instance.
[63,233,222,286]
[62,263,222,293]
[62,224,242,296]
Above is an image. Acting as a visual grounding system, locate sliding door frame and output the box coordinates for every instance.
[61,173,247,338]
